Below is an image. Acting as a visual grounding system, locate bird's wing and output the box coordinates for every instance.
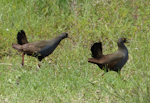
[12,39,56,56]
[88,52,123,66]
[12,41,47,55]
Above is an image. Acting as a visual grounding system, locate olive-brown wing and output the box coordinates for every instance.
[88,53,123,68]
[12,40,49,55]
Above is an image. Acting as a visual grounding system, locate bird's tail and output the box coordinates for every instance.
[17,30,28,45]
[91,42,103,58]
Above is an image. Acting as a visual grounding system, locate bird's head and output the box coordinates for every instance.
[117,37,129,44]
[58,32,70,39]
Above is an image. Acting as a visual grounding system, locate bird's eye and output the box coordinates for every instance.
[65,33,68,37]
[123,38,126,42]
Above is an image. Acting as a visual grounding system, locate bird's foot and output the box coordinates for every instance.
[37,63,41,69]
[21,63,24,67]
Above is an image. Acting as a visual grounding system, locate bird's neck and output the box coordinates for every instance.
[118,44,127,51]
[47,37,62,45]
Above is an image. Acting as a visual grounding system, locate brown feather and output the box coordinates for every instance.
[88,37,128,74]
[12,30,69,66]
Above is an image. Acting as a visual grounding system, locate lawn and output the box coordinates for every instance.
[0,0,150,102]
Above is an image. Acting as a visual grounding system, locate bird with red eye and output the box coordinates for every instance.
[12,30,70,67]
[88,37,129,76]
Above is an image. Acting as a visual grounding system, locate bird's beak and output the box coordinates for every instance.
[67,37,72,40]
[67,36,75,42]
[67,36,71,39]
[125,39,130,43]
[125,41,129,43]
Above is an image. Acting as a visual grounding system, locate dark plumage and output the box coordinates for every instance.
[12,30,69,66]
[17,30,28,45]
[88,37,128,76]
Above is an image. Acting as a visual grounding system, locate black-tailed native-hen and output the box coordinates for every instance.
[12,30,70,67]
[88,38,128,76]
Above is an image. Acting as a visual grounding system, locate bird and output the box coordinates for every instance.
[88,37,128,76]
[12,30,69,66]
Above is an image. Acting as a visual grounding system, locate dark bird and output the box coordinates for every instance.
[88,38,128,76]
[12,30,69,66]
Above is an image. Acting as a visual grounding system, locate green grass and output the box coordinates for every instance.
[0,0,150,102]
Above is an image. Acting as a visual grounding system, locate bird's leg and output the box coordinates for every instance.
[21,53,25,66]
[102,71,107,76]
[38,63,41,68]
[102,73,105,76]
[102,65,108,76]
[118,69,121,77]
[117,70,126,82]
[37,61,42,68]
